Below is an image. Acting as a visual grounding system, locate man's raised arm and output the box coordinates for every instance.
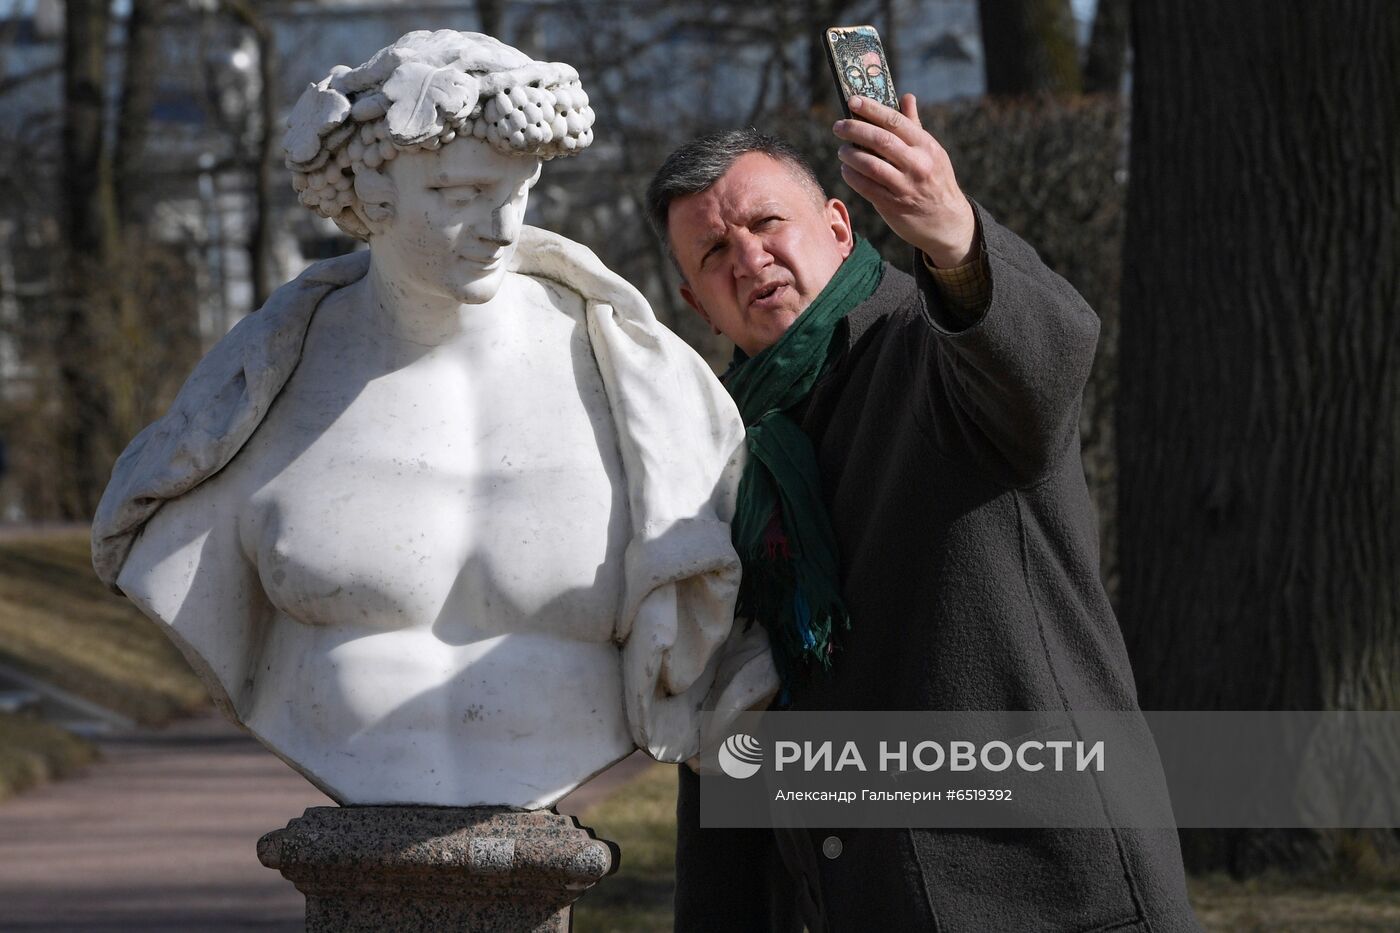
[834,94,1100,485]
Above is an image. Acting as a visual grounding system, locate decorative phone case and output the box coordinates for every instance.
[824,25,898,117]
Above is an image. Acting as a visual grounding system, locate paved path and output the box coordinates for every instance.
[0,714,654,931]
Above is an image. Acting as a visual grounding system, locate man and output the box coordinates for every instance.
[646,95,1201,931]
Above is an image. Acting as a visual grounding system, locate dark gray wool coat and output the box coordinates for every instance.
[674,203,1202,933]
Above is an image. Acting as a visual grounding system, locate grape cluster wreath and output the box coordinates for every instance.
[282,29,596,239]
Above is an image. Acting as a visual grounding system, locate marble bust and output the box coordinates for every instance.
[92,30,776,808]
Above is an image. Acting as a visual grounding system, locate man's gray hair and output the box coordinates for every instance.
[645,129,827,256]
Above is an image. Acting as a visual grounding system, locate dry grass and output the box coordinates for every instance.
[573,762,678,933]
[0,711,99,802]
[1190,873,1400,932]
[0,531,208,725]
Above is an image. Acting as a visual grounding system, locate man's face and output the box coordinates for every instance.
[667,153,853,357]
[375,136,542,305]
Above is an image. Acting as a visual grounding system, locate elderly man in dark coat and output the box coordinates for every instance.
[645,94,1202,932]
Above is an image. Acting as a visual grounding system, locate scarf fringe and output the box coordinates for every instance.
[736,546,851,698]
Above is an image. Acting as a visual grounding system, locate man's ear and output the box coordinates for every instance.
[679,282,721,336]
[827,197,855,259]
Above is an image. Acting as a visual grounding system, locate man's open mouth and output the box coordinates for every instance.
[749,282,786,309]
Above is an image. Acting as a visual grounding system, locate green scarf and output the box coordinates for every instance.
[723,237,884,694]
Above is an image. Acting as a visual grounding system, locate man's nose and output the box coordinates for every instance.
[731,229,772,276]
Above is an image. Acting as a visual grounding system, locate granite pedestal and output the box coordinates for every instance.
[258,806,617,932]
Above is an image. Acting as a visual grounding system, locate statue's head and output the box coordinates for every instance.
[283,30,595,303]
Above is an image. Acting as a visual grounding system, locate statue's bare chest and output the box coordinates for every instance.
[234,277,628,641]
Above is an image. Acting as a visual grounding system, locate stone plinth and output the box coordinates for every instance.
[257,806,617,932]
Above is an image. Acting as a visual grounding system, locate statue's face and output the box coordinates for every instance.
[375,136,542,304]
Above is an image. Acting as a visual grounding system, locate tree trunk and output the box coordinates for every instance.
[249,21,277,309]
[114,0,165,224]
[478,0,503,41]
[806,0,853,112]
[63,0,116,262]
[60,0,119,517]
[977,0,1081,97]
[1081,0,1127,95]
[880,0,898,92]
[1120,0,1400,873]
[223,0,277,308]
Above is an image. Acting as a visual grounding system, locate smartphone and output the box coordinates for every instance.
[824,25,899,119]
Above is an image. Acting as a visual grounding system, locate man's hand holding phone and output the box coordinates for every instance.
[833,93,979,270]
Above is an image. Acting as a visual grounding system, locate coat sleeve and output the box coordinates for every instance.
[913,199,1100,487]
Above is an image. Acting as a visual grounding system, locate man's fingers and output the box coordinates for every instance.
[900,93,921,126]
[836,143,905,194]
[832,118,910,169]
[839,162,898,207]
[848,94,923,145]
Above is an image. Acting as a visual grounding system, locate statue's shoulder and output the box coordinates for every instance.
[512,226,643,309]
[250,252,371,330]
[190,251,370,374]
[511,270,586,321]
[92,250,371,590]
[153,250,371,451]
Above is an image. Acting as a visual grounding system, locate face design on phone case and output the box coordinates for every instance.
[843,50,887,100]
[830,27,896,110]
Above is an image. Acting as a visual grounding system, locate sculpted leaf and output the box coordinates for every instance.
[383,62,479,145]
[283,77,352,165]
[335,48,416,94]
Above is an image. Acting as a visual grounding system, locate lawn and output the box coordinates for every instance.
[0,530,209,800]
[1190,873,1400,931]
[573,762,679,933]
[0,531,208,725]
[0,710,100,801]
